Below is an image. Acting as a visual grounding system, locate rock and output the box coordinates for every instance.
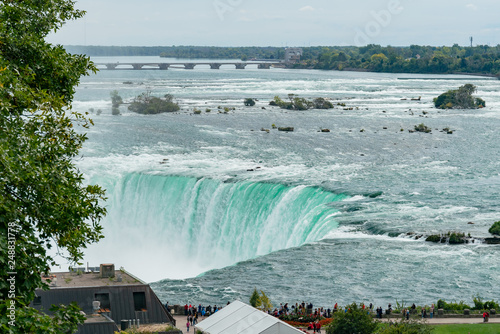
[485,238,500,245]
[278,127,294,132]
[321,129,330,132]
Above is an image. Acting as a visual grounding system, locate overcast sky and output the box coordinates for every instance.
[46,0,500,47]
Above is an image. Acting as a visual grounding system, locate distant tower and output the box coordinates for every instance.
[470,36,473,47]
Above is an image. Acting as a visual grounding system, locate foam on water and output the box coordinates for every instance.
[71,62,500,304]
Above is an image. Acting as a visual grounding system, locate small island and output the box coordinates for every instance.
[434,84,486,109]
[128,91,180,114]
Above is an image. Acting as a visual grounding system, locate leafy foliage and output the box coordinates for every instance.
[472,296,499,310]
[310,44,500,76]
[436,299,471,311]
[326,303,378,334]
[1,0,106,332]
[244,98,256,106]
[110,90,123,115]
[313,97,334,109]
[434,84,486,109]
[249,288,261,308]
[128,91,180,114]
[414,123,432,133]
[376,319,433,334]
[248,288,272,311]
[67,44,500,77]
[489,221,500,235]
[259,290,273,311]
[269,94,334,110]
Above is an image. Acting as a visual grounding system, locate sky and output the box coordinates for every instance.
[46,0,500,47]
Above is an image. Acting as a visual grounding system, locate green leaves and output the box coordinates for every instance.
[1,1,106,332]
[326,303,378,334]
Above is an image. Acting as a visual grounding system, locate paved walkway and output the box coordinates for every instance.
[381,317,500,325]
[173,315,326,333]
[173,315,498,333]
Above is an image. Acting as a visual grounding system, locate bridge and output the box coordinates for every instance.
[94,62,282,70]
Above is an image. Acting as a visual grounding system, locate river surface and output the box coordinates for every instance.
[73,56,500,308]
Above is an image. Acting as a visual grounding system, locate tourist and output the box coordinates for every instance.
[406,309,410,320]
[430,304,434,318]
[483,311,489,322]
[186,320,190,332]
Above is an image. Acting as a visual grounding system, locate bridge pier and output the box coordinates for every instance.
[158,64,170,70]
[210,63,222,69]
[258,63,272,69]
[132,64,144,70]
[184,63,196,70]
[105,64,118,70]
[235,63,247,69]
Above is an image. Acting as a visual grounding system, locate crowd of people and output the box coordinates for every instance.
[168,299,447,332]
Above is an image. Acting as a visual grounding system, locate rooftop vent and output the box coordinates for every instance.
[100,264,115,278]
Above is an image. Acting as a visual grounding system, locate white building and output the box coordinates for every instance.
[195,301,304,334]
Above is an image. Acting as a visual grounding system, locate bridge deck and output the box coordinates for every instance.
[94,62,282,70]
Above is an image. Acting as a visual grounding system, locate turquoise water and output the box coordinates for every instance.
[74,56,500,307]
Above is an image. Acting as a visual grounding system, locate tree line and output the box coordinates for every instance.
[65,44,500,76]
[301,44,500,76]
[64,45,285,60]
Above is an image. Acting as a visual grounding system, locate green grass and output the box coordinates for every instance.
[432,323,500,334]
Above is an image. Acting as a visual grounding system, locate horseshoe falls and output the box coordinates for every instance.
[74,57,500,307]
[87,172,346,279]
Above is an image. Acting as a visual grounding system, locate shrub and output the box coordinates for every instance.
[326,303,378,334]
[473,296,499,310]
[244,98,256,106]
[128,91,180,114]
[448,232,466,244]
[425,235,441,243]
[269,95,333,110]
[436,299,471,311]
[376,319,433,334]
[414,123,431,133]
[313,97,334,109]
[489,221,500,235]
[434,84,485,109]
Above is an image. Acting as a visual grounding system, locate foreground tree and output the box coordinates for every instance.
[326,303,378,334]
[0,1,106,332]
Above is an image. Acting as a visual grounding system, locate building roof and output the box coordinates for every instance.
[42,269,144,288]
[195,301,303,334]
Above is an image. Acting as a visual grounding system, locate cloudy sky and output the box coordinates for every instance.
[46,0,500,47]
